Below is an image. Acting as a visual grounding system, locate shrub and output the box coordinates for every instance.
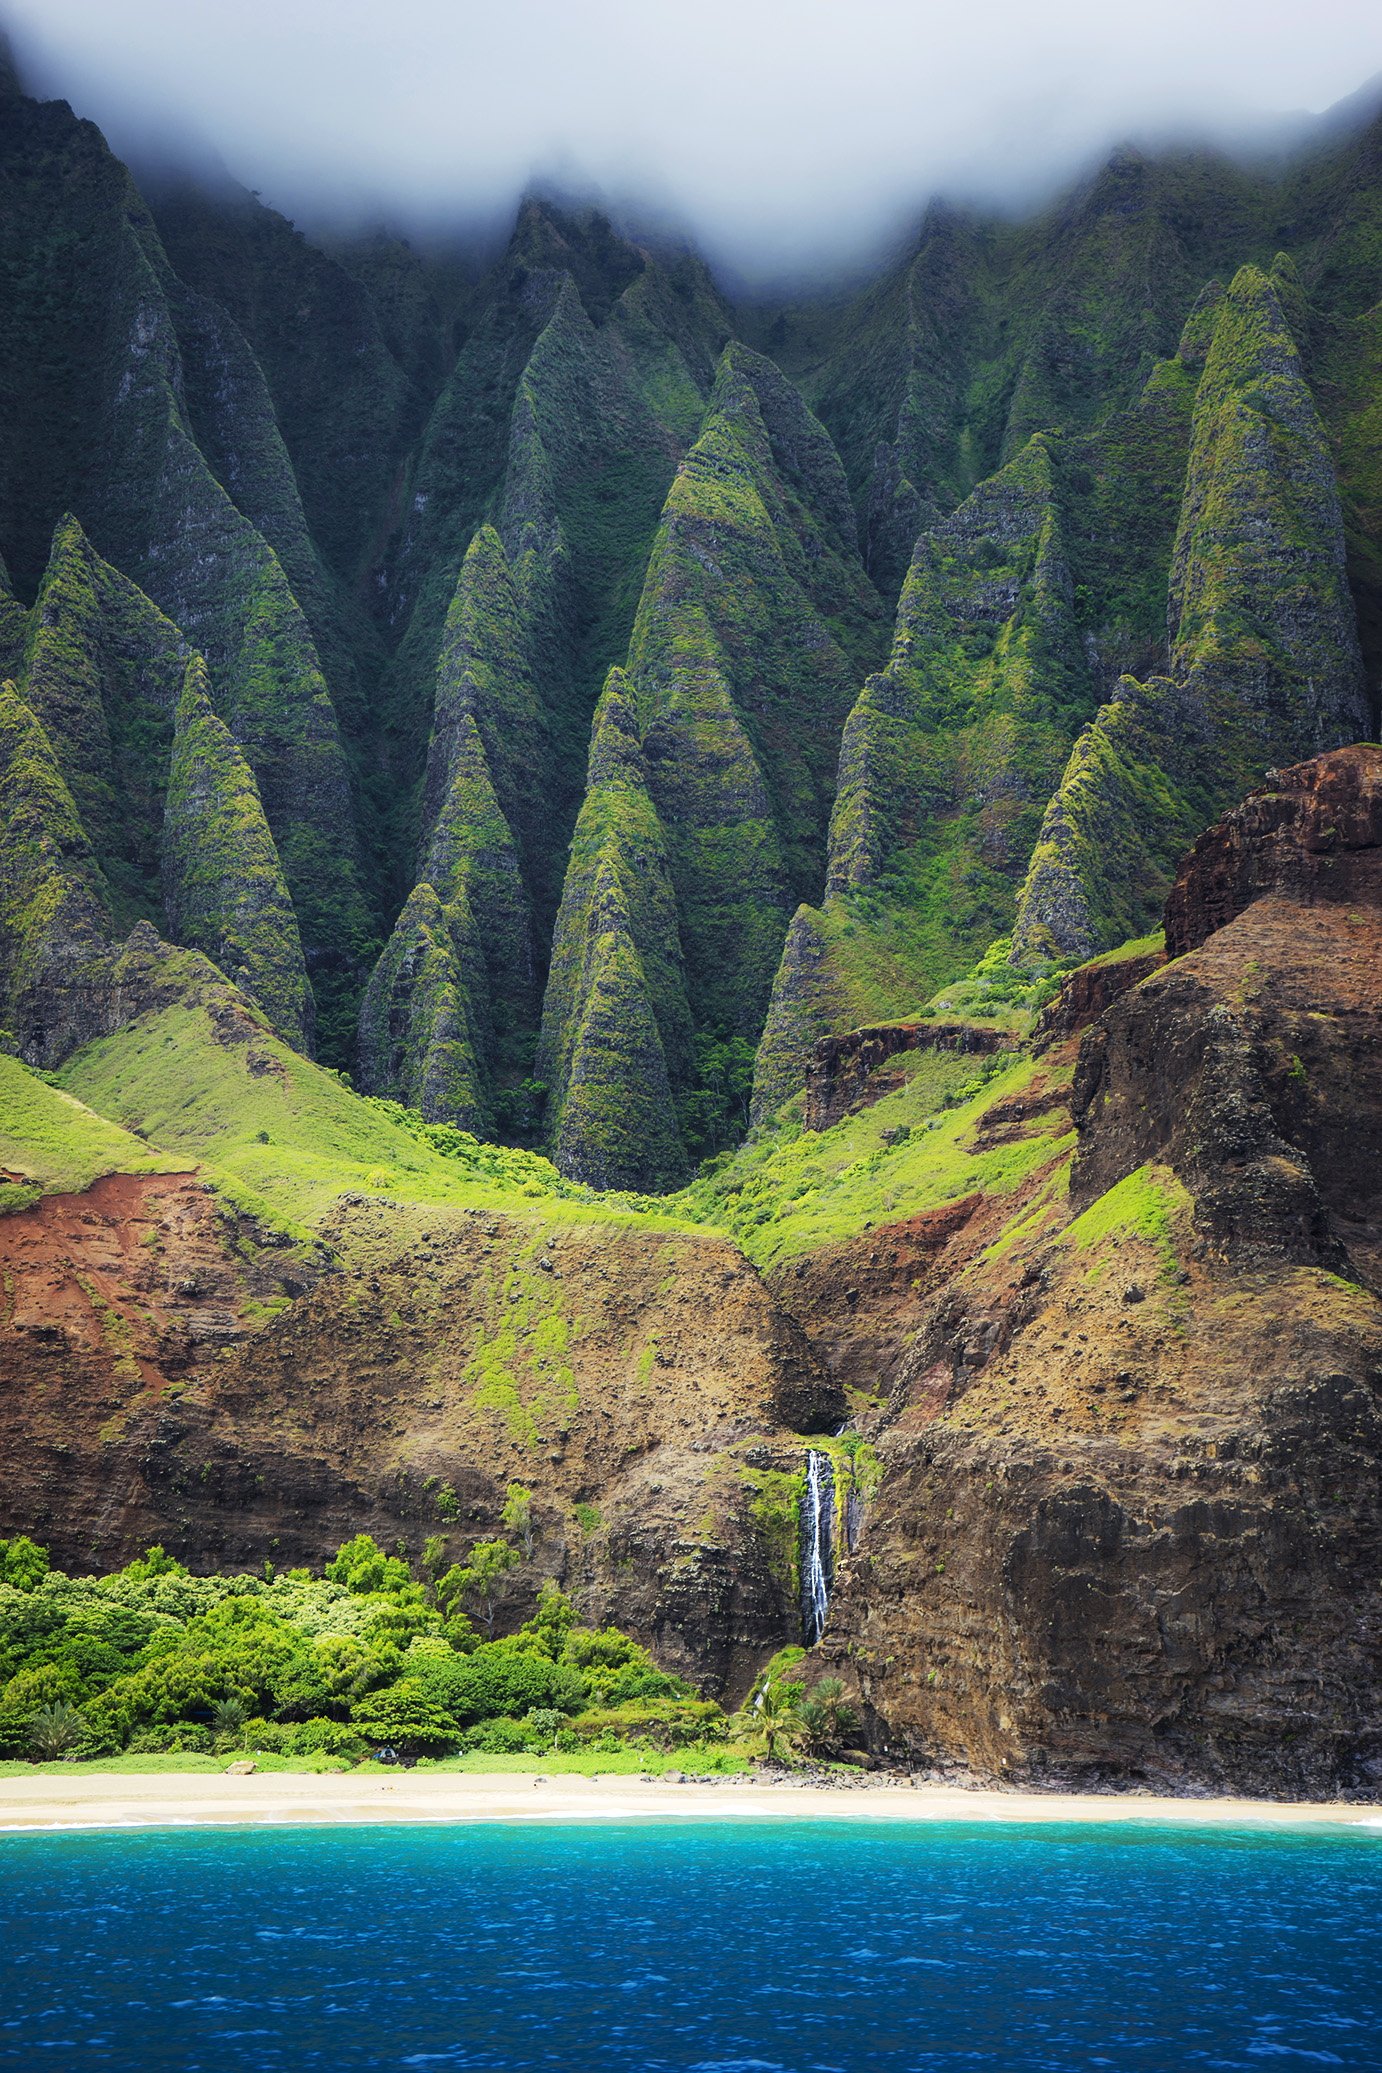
[459,1716,540,1755]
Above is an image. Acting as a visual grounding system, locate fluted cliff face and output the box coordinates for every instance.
[161,658,314,1051]
[1010,262,1371,966]
[4,54,1381,1135]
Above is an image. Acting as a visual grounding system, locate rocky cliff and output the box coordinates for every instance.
[811,746,1382,1795]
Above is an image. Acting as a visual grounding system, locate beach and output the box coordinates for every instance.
[2,1769,1378,1833]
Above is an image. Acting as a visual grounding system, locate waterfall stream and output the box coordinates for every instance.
[800,1450,835,1646]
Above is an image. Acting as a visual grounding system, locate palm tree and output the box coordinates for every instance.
[29,1702,84,1761]
[750,1678,803,1764]
[792,1678,858,1759]
[212,1697,248,1750]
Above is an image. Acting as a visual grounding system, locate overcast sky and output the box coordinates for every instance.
[8,0,1382,281]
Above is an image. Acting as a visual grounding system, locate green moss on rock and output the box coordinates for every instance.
[356,882,489,1132]
[626,345,882,1047]
[748,905,848,1127]
[1010,676,1218,960]
[1169,263,1368,754]
[19,516,185,935]
[0,680,114,1064]
[537,669,692,1188]
[1013,263,1371,961]
[161,657,313,1051]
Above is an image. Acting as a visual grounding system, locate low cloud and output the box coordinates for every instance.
[8,0,1382,281]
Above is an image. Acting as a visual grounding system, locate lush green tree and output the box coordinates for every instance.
[411,1638,583,1726]
[791,1678,858,1759]
[328,1534,395,1594]
[521,1582,574,1659]
[748,1673,805,1763]
[349,1679,457,1752]
[437,1540,518,1637]
[212,1696,248,1750]
[0,1536,49,1592]
[122,1546,185,1584]
[0,1662,85,1756]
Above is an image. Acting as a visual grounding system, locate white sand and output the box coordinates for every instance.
[2,1770,1378,1833]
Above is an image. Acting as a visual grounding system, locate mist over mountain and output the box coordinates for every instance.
[7,0,1382,283]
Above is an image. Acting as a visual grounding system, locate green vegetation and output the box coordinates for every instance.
[0,1537,727,1763]
[48,992,692,1240]
[18,515,184,936]
[685,1047,1074,1271]
[0,1055,180,1194]
[0,73,1379,1193]
[536,669,693,1189]
[1063,1161,1191,1280]
[162,657,314,1050]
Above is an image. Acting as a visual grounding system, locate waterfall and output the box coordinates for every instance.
[800,1450,835,1646]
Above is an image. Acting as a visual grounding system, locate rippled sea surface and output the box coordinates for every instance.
[2,1819,1380,2070]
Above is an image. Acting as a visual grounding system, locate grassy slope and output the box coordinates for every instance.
[684,1047,1076,1271]
[18,953,1081,1281]
[50,1003,691,1243]
[0,1056,182,1194]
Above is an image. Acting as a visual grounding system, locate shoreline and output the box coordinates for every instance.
[2,1771,1380,1834]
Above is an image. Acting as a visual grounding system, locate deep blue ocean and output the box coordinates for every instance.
[2,1819,1379,2071]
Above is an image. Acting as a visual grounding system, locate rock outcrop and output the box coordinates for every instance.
[804,1020,1016,1133]
[1031,943,1166,1048]
[1165,742,1382,956]
[813,747,1382,1794]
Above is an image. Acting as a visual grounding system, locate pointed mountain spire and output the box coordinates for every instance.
[0,680,113,1062]
[20,516,185,934]
[536,667,692,1189]
[1169,262,1368,756]
[357,881,490,1132]
[161,656,314,1051]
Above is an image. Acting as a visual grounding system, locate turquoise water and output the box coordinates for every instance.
[2,1820,1379,2069]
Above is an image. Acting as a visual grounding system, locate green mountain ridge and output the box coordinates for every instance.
[0,65,1380,1182]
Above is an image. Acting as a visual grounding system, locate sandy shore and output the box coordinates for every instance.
[2,1770,1379,1834]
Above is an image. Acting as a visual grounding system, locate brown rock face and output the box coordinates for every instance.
[811,764,1382,1795]
[1165,743,1382,957]
[1032,950,1165,1049]
[1071,900,1382,1278]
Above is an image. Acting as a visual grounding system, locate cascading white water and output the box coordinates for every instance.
[800,1450,835,1646]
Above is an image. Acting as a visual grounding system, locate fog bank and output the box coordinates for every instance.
[6,0,1382,282]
